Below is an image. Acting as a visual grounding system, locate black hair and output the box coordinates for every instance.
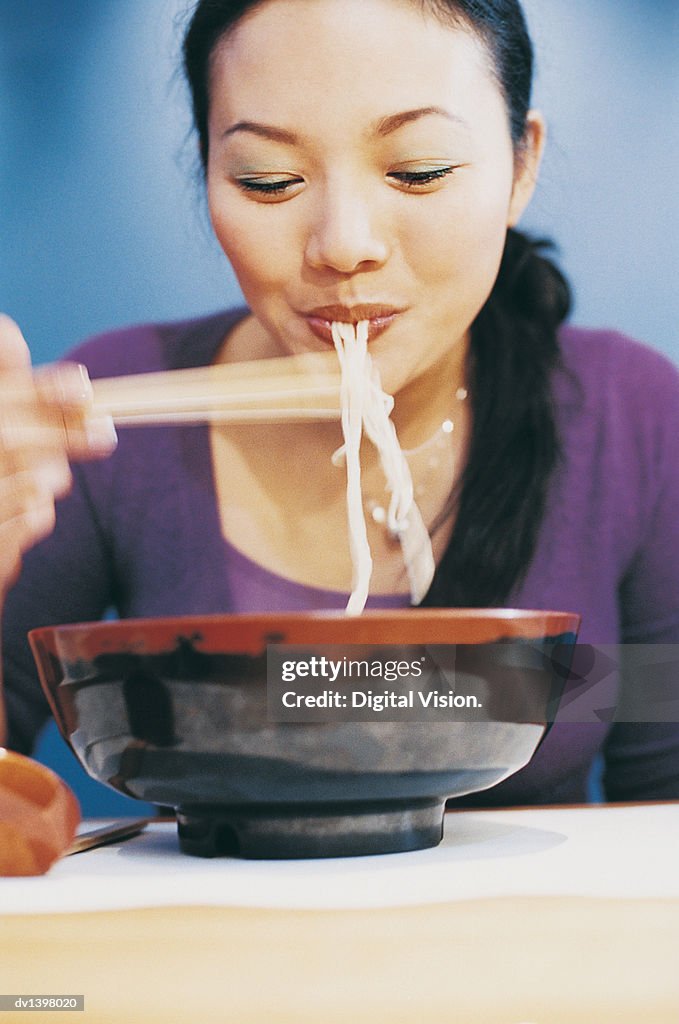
[183,0,572,607]
[183,0,267,172]
[424,228,570,606]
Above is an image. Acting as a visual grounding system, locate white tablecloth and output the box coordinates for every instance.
[1,803,677,915]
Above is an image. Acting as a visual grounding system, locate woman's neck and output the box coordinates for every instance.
[388,339,469,452]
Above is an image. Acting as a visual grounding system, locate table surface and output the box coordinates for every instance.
[1,803,678,1024]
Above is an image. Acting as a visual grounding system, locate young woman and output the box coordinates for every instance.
[1,0,678,803]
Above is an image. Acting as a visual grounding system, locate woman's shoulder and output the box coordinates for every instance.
[557,325,679,406]
[554,324,679,491]
[60,308,247,379]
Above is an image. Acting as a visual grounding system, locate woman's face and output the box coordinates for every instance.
[206,0,542,392]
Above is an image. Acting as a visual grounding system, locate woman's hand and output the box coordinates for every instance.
[0,315,117,594]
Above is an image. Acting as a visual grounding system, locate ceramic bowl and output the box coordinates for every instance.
[30,609,578,859]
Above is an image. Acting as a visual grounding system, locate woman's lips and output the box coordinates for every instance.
[304,312,401,345]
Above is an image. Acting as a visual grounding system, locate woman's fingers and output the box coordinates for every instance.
[33,361,92,404]
[0,459,75,587]
[0,315,116,459]
[0,467,65,539]
[0,316,117,589]
[0,362,117,460]
[0,314,32,372]
[0,402,117,459]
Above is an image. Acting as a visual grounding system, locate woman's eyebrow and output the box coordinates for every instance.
[220,106,469,145]
[222,121,298,144]
[374,106,471,136]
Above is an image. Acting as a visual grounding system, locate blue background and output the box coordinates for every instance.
[1,0,677,811]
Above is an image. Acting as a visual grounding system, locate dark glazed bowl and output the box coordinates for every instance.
[29,610,579,859]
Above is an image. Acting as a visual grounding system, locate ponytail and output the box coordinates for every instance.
[423,228,572,607]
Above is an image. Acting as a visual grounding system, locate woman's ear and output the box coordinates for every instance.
[508,111,546,227]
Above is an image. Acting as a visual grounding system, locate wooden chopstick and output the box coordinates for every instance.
[90,353,343,427]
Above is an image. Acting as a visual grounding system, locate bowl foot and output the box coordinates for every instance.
[176,798,445,859]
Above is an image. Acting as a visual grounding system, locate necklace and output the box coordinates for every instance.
[365,386,468,529]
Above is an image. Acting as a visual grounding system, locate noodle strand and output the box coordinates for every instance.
[331,321,435,613]
[331,322,373,615]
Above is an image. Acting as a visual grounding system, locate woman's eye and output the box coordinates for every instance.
[388,166,457,190]
[235,176,304,200]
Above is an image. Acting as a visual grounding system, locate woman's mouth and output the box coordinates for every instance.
[302,305,405,344]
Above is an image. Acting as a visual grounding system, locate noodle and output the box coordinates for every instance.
[331,321,435,615]
[331,321,373,615]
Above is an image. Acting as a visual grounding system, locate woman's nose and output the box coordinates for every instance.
[304,186,389,274]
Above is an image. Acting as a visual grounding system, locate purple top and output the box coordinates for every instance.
[5,309,679,803]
